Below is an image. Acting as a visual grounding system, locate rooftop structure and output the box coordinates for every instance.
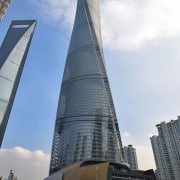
[45,160,156,180]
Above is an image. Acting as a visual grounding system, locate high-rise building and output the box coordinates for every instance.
[150,116,180,180]
[8,170,17,180]
[0,0,11,20]
[124,145,139,170]
[49,0,124,174]
[0,20,37,147]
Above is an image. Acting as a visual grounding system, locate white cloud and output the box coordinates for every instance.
[101,0,180,50]
[30,0,180,50]
[0,146,155,179]
[29,0,76,26]
[0,147,50,180]
[0,146,155,178]
[135,145,156,170]
[124,132,131,138]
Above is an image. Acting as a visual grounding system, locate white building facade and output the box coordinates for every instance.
[123,145,138,170]
[150,117,180,180]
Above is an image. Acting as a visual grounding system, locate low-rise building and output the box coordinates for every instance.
[45,160,156,180]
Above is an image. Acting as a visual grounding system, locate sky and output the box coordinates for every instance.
[1,0,180,179]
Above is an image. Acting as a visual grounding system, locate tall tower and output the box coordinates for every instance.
[0,0,11,20]
[50,0,124,173]
[150,117,180,180]
[49,0,124,174]
[123,145,139,170]
[0,20,37,147]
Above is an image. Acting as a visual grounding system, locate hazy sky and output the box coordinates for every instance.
[1,0,180,179]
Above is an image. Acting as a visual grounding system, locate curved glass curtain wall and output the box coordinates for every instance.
[49,0,123,174]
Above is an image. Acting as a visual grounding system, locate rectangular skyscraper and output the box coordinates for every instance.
[124,145,139,170]
[0,20,37,147]
[150,117,180,180]
[49,0,124,174]
[0,0,11,20]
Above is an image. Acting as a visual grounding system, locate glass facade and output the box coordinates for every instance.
[49,0,124,174]
[0,20,37,147]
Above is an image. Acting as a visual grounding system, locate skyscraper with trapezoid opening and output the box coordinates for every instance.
[49,0,124,174]
[0,20,37,147]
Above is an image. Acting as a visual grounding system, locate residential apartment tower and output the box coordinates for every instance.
[124,145,139,170]
[150,117,180,180]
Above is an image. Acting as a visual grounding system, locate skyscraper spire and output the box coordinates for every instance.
[49,0,123,174]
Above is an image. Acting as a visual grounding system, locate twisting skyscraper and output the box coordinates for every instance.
[0,20,37,147]
[49,0,123,174]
